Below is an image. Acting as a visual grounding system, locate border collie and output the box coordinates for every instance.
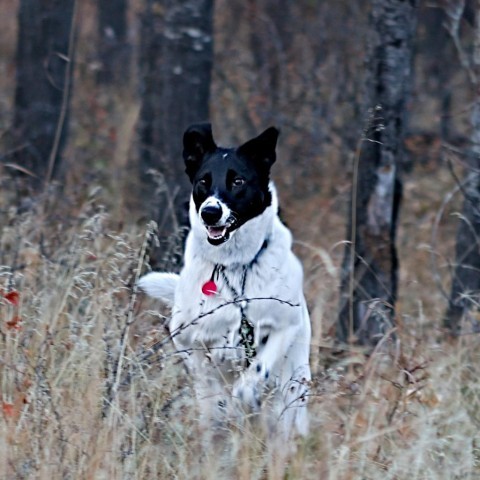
[139,124,311,438]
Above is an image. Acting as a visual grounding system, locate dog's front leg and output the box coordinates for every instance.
[232,358,269,411]
[232,322,305,410]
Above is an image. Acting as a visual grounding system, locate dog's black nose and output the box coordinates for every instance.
[201,204,222,225]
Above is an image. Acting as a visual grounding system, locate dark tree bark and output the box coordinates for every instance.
[445,1,480,332]
[11,0,75,189]
[445,147,480,332]
[421,6,453,141]
[97,0,129,85]
[247,0,293,125]
[337,0,418,346]
[138,0,214,243]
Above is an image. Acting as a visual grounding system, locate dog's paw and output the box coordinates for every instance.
[233,362,270,411]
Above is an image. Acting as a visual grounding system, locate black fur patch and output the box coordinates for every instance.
[183,124,279,233]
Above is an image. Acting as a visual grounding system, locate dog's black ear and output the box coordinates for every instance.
[183,123,217,181]
[236,127,279,171]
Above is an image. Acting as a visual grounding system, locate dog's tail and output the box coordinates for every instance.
[137,272,179,306]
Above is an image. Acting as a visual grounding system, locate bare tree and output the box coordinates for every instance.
[97,0,130,85]
[10,0,76,190]
[337,0,418,346]
[445,0,480,333]
[246,0,293,126]
[138,0,214,243]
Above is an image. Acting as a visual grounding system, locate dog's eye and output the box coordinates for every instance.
[198,178,208,187]
[232,177,245,187]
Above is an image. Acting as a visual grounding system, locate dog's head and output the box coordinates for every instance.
[183,124,279,246]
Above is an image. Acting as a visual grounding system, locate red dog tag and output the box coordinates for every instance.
[202,280,217,296]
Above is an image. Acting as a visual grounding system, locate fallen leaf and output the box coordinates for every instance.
[6,315,22,330]
[2,402,15,418]
[4,290,20,306]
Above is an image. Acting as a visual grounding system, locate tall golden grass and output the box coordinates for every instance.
[0,184,479,479]
[0,1,478,477]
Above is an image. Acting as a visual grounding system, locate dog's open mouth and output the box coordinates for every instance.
[205,219,236,246]
[207,225,228,240]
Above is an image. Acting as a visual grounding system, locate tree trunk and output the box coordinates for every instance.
[247,0,293,125]
[138,0,214,268]
[337,0,417,346]
[97,0,129,85]
[421,5,453,141]
[445,1,480,333]
[11,0,75,190]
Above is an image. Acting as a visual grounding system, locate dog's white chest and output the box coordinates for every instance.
[169,240,304,369]
[171,263,253,356]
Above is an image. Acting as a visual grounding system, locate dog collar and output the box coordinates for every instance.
[201,239,269,366]
[201,239,269,297]
[201,280,217,296]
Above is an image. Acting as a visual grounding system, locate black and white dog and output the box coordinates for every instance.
[139,124,311,438]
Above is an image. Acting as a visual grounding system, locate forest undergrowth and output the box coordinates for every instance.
[0,0,479,477]
[0,169,479,480]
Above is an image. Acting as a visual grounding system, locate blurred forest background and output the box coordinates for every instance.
[1,0,480,478]
[1,0,477,332]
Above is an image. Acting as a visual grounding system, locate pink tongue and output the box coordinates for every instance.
[208,227,224,236]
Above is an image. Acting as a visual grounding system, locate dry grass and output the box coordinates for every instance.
[0,180,479,480]
[1,1,479,478]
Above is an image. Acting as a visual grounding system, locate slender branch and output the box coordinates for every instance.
[44,0,78,189]
[125,296,302,380]
[104,222,156,417]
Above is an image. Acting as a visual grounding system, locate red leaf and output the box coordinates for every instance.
[2,402,15,417]
[6,315,22,330]
[4,290,20,306]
